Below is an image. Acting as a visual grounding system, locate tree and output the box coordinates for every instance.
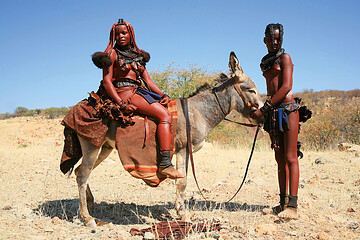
[14,106,28,116]
[149,64,218,98]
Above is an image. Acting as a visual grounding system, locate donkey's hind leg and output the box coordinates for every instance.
[93,141,114,169]
[76,136,100,227]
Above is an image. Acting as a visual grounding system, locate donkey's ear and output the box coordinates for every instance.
[229,52,244,81]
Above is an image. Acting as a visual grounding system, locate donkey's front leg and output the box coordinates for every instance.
[75,166,96,212]
[175,148,189,220]
[77,136,100,227]
[84,141,114,211]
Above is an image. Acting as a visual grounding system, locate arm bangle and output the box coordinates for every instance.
[116,101,127,110]
[161,93,169,99]
[260,100,273,113]
[120,103,128,110]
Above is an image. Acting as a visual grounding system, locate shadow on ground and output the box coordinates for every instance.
[34,199,269,225]
[186,200,269,213]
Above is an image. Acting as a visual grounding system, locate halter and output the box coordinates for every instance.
[233,78,259,109]
[212,77,259,127]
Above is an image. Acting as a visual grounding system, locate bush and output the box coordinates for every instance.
[300,100,360,150]
[14,106,29,117]
[0,112,16,120]
[149,64,218,98]
[42,107,70,119]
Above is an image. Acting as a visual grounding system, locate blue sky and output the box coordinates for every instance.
[1,0,359,113]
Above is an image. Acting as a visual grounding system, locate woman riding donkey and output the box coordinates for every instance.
[251,23,311,219]
[92,19,184,179]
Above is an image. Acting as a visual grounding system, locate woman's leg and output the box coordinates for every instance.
[278,110,300,219]
[284,110,300,197]
[273,135,288,213]
[274,135,287,195]
[130,94,184,179]
[130,94,171,149]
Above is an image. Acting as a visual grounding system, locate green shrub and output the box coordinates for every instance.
[14,106,29,116]
[300,100,360,150]
[149,64,218,98]
[42,107,70,119]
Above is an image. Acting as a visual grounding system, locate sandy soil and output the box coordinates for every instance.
[0,117,359,239]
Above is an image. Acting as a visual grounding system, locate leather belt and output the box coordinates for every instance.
[113,80,140,88]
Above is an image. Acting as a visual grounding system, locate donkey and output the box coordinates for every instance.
[74,52,263,227]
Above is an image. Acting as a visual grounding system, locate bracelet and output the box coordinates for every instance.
[260,99,273,113]
[120,103,128,110]
[161,93,169,99]
[117,101,128,110]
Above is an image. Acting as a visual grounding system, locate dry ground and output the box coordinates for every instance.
[0,117,359,239]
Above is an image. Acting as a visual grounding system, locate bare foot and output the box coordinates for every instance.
[278,207,298,220]
[159,166,185,179]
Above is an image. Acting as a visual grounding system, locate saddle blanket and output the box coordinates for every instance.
[60,99,178,187]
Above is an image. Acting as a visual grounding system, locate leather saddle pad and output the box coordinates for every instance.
[115,100,178,187]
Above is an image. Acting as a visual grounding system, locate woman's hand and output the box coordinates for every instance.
[159,94,170,107]
[250,109,263,119]
[123,104,137,115]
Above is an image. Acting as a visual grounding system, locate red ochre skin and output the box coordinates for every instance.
[102,23,171,151]
[251,27,300,199]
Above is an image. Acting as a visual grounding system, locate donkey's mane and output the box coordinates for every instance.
[188,73,231,97]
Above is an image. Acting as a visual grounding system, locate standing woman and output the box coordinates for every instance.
[92,19,184,179]
[251,23,300,219]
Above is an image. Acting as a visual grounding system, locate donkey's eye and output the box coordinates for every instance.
[249,89,256,94]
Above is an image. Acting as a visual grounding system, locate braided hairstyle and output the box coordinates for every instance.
[265,23,284,48]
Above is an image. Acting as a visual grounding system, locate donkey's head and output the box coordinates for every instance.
[228,52,263,120]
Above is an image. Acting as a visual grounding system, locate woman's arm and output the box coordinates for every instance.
[270,53,294,105]
[102,50,126,106]
[141,69,165,96]
[102,50,137,112]
[141,69,169,106]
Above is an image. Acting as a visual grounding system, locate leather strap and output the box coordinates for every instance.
[223,118,258,127]
[212,89,228,116]
[143,116,149,147]
[233,81,259,109]
[180,98,207,201]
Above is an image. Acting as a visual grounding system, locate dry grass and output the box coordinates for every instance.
[0,117,359,239]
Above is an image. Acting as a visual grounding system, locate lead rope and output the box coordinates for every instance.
[225,124,261,203]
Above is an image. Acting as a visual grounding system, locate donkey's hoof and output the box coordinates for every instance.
[85,218,97,228]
